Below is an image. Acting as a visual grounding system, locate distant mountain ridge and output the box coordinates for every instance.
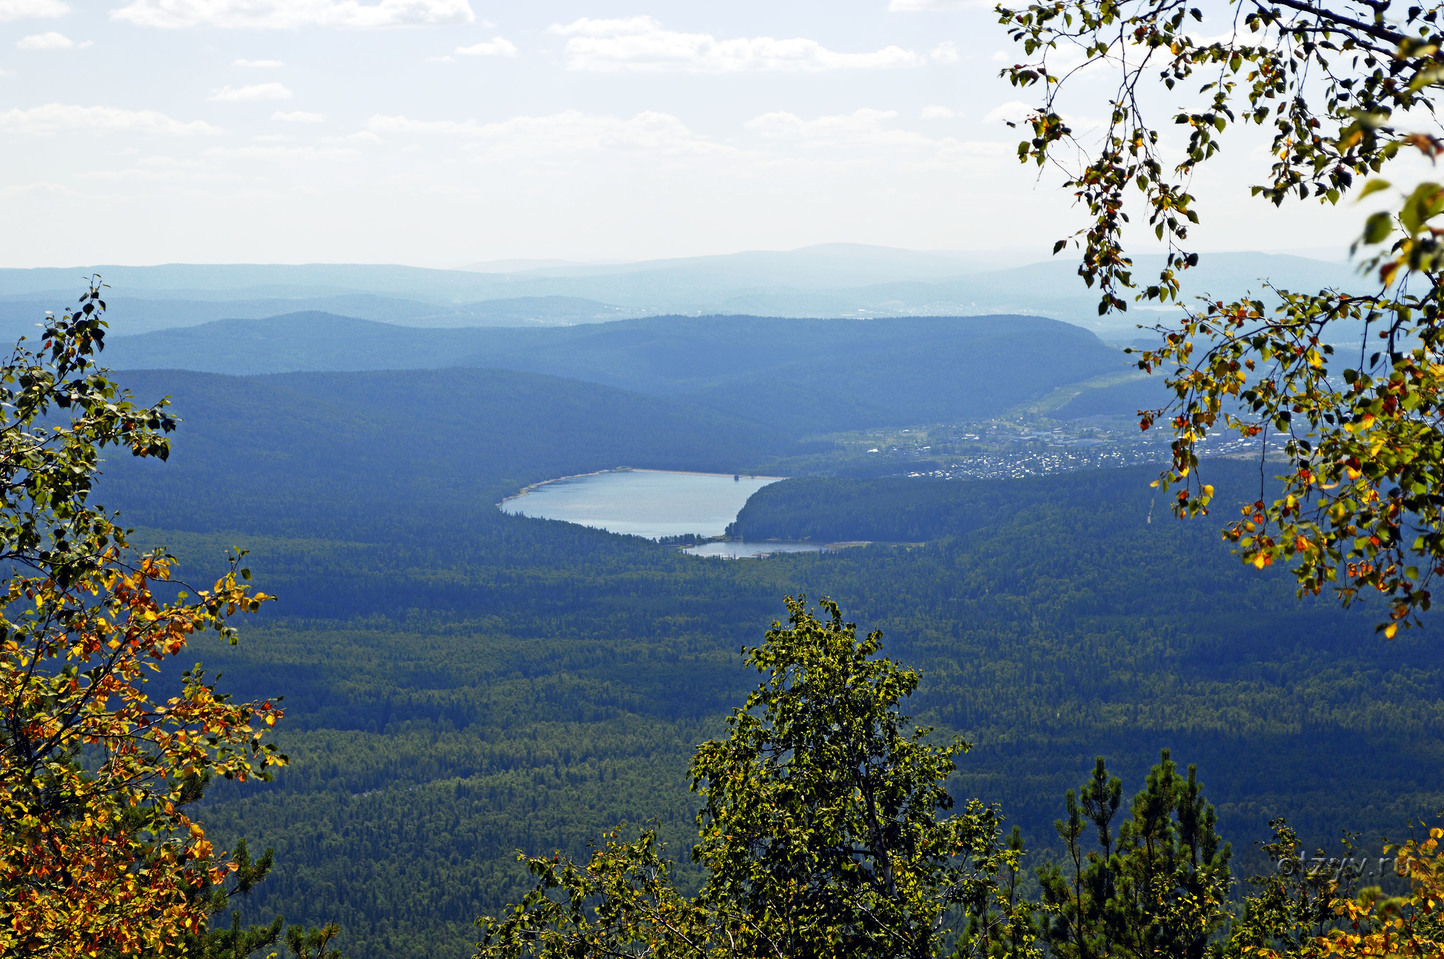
[0,245,1367,337]
[103,311,1129,434]
[0,292,640,340]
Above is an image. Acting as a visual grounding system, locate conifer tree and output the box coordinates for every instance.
[1037,752,1231,959]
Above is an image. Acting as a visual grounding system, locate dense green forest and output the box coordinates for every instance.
[78,362,1443,959]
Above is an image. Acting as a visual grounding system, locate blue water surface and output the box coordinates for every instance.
[499,469,784,539]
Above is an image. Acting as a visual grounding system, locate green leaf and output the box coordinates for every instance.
[1363,211,1393,244]
[1357,178,1393,201]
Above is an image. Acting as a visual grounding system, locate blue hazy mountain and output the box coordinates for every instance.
[101,312,1129,434]
[0,292,640,339]
[0,245,1363,336]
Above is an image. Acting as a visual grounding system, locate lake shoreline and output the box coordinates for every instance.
[497,469,826,558]
[497,467,787,508]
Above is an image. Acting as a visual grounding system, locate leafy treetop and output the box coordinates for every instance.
[0,281,282,957]
[1000,0,1444,632]
[477,596,1033,959]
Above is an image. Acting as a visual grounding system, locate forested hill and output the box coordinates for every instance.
[99,366,802,541]
[103,313,1127,433]
[727,466,1280,543]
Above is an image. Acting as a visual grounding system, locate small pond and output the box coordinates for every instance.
[497,469,827,558]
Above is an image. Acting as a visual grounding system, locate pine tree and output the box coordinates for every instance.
[1038,752,1231,959]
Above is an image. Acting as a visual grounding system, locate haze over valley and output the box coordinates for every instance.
[5,3,1441,958]
[2,243,1410,958]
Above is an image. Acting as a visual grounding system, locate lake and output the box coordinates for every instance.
[499,469,783,538]
[497,469,827,558]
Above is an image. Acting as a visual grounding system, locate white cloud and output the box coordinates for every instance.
[204,143,360,160]
[16,31,88,49]
[78,154,217,182]
[366,109,728,158]
[234,57,283,67]
[548,16,924,73]
[0,0,68,21]
[921,105,957,119]
[455,36,516,57]
[749,108,921,146]
[80,169,203,184]
[210,82,293,101]
[889,0,988,8]
[273,109,325,122]
[930,41,959,62]
[549,16,655,37]
[0,103,222,135]
[744,107,1011,169]
[983,100,1035,125]
[135,155,204,168]
[982,99,1106,138]
[111,0,475,29]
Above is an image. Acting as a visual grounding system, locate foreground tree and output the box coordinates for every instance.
[476,597,1036,959]
[999,0,1444,631]
[1229,820,1444,957]
[174,832,343,959]
[1038,753,1231,959]
[1227,820,1349,958]
[0,282,285,957]
[689,597,1033,959]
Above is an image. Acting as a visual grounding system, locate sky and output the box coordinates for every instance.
[0,0,1374,268]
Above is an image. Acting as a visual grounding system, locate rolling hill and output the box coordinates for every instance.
[102,312,1130,433]
[0,246,1364,337]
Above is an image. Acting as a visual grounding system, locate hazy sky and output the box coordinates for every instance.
[1,0,1368,267]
